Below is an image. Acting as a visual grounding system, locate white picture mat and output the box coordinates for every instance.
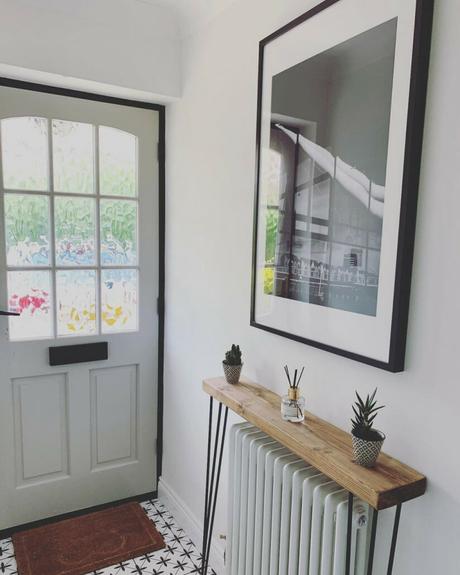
[254,0,417,363]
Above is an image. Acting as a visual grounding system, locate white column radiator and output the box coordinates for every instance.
[227,423,372,575]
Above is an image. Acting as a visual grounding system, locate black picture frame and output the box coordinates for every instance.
[250,0,434,372]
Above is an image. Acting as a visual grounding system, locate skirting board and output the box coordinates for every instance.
[158,477,225,574]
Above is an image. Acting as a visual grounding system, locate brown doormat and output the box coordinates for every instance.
[12,502,165,575]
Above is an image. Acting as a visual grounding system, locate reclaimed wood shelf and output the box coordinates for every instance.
[203,376,426,510]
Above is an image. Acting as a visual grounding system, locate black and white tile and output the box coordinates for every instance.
[0,499,217,575]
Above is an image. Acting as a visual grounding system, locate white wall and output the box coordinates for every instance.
[163,0,460,573]
[0,0,181,101]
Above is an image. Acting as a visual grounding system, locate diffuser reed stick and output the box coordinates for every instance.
[281,365,306,422]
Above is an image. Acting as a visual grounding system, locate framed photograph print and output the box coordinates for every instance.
[250,0,434,371]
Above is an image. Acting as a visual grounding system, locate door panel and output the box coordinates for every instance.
[90,365,138,469]
[13,373,69,485]
[0,85,159,529]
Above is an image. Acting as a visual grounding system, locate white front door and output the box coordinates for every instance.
[0,85,160,529]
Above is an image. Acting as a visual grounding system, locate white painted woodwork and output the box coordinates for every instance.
[0,85,159,529]
[13,374,69,484]
[90,365,138,469]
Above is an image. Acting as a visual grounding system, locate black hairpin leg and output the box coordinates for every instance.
[201,397,229,575]
[365,503,401,575]
[201,397,214,573]
[345,492,353,575]
[367,508,379,575]
[387,504,402,575]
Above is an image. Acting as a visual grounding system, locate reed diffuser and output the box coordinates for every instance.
[281,365,306,423]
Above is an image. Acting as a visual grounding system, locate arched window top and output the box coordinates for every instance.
[0,117,138,197]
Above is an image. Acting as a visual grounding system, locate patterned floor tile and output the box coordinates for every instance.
[0,500,216,575]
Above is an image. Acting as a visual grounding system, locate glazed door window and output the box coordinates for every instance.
[1,117,139,340]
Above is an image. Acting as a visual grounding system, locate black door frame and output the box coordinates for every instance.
[0,76,166,487]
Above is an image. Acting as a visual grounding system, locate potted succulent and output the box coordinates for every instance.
[222,344,243,385]
[351,388,385,468]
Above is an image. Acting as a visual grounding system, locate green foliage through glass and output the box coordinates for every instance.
[100,199,137,265]
[5,194,50,266]
[55,197,96,265]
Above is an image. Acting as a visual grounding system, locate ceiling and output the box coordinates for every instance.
[8,0,238,37]
[140,0,239,35]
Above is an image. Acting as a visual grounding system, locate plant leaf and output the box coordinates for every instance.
[355,391,366,410]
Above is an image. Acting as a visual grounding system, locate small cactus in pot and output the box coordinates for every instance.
[351,388,385,468]
[222,344,243,385]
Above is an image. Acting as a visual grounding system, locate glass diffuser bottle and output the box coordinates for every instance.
[281,366,305,423]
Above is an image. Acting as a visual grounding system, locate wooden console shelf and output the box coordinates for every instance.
[203,376,426,510]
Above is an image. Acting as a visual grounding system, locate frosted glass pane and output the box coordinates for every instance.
[99,127,137,197]
[5,194,50,266]
[8,271,52,340]
[1,117,48,190]
[56,270,96,336]
[100,199,137,265]
[101,269,138,333]
[53,120,94,194]
[55,197,96,266]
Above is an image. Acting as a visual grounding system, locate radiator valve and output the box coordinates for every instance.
[354,505,368,529]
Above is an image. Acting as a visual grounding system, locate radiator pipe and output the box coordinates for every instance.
[367,508,379,575]
[345,492,353,575]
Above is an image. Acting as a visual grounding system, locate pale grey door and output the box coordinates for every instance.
[0,85,159,529]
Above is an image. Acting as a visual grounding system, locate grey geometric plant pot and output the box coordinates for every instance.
[351,431,385,468]
[222,362,243,385]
